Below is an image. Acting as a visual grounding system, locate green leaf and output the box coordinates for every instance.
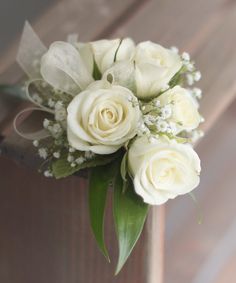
[89,161,119,261]
[52,158,81,179]
[120,152,128,182]
[169,66,185,88]
[52,152,120,179]
[113,174,149,274]
[0,84,27,100]
[114,39,123,62]
[92,59,102,80]
[120,152,129,193]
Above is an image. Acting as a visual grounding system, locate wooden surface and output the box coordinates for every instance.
[0,157,148,283]
[165,98,236,283]
[146,207,165,283]
[1,0,236,282]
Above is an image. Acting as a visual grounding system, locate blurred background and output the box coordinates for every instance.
[0,0,236,283]
[0,0,53,53]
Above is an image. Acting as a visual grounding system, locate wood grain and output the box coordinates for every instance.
[1,0,236,282]
[146,206,165,283]
[0,156,149,283]
[165,99,236,283]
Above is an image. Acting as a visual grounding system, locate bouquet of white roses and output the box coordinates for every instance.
[14,22,204,274]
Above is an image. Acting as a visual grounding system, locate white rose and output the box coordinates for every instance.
[103,60,168,98]
[134,41,182,98]
[90,38,135,74]
[158,86,201,133]
[128,136,201,205]
[103,41,182,99]
[40,41,94,95]
[67,81,141,154]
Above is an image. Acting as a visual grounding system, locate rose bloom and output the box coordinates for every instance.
[128,136,201,205]
[90,38,135,73]
[157,86,201,133]
[67,81,141,154]
[103,41,182,99]
[134,41,182,98]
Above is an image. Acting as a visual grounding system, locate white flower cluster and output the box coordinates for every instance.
[25,37,204,205]
[66,149,95,168]
[43,118,63,139]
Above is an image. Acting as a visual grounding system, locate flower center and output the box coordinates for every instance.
[159,167,175,182]
[102,108,116,122]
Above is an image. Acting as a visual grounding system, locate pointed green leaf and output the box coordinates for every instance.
[52,157,82,178]
[114,39,123,62]
[113,174,149,274]
[52,152,120,179]
[120,152,128,193]
[92,59,102,80]
[89,161,119,261]
[169,65,185,88]
[120,152,128,182]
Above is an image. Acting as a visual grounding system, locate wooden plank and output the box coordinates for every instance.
[214,253,236,283]
[165,0,236,240]
[195,4,236,132]
[1,1,236,283]
[146,206,165,283]
[165,98,236,283]
[113,0,227,46]
[0,0,56,53]
[0,155,148,283]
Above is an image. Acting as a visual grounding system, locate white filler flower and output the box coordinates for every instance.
[67,81,141,154]
[128,136,201,205]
